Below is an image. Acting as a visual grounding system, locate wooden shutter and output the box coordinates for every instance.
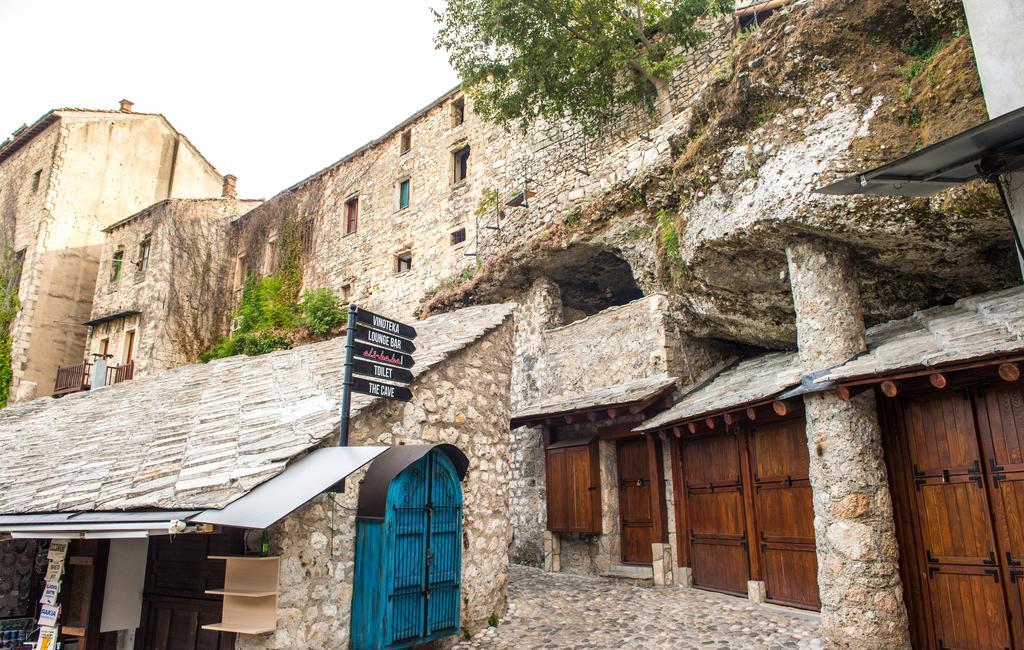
[545,437,601,534]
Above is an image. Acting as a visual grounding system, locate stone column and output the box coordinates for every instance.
[786,238,910,648]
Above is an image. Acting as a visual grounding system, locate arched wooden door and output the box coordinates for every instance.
[383,450,463,648]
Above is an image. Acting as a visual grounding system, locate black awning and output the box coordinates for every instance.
[816,105,1024,197]
[83,309,141,327]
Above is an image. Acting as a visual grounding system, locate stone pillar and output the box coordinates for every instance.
[747,580,766,605]
[543,531,560,572]
[786,238,910,648]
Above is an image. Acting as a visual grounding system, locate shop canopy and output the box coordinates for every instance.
[816,105,1024,198]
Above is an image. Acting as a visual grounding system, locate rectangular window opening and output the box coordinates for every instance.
[110,247,125,282]
[453,146,471,184]
[137,236,152,272]
[341,283,353,302]
[31,170,42,192]
[263,236,277,274]
[234,254,246,291]
[400,130,412,155]
[398,179,411,211]
[396,251,412,273]
[450,228,467,245]
[451,97,465,127]
[345,197,359,235]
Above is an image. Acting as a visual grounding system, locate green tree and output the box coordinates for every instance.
[434,0,732,132]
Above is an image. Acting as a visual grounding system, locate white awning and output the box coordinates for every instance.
[0,510,204,539]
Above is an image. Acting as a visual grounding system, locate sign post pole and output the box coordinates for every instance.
[338,303,358,448]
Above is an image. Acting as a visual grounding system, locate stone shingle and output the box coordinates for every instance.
[0,303,515,514]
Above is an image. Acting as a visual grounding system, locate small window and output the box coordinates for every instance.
[341,283,353,301]
[263,236,277,274]
[345,197,359,235]
[396,251,412,273]
[137,236,151,272]
[398,179,411,211]
[31,170,42,192]
[451,98,465,127]
[453,146,471,184]
[110,247,125,282]
[400,130,412,155]
[450,228,467,245]
[234,254,246,291]
[9,249,25,291]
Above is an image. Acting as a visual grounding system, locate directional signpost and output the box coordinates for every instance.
[338,304,418,447]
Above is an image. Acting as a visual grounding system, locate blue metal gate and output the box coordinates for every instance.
[352,448,464,649]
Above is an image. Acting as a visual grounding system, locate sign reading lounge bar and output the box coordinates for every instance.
[355,323,416,354]
[355,307,418,340]
[351,376,413,402]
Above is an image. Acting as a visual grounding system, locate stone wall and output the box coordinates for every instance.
[238,319,514,649]
[228,21,733,324]
[85,198,260,375]
[1,108,224,401]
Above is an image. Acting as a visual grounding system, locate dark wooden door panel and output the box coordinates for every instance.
[749,418,819,610]
[142,596,233,650]
[915,476,996,564]
[687,488,745,537]
[926,565,1011,650]
[762,545,819,610]
[683,433,740,485]
[618,438,654,564]
[691,540,748,595]
[545,441,601,534]
[904,392,981,474]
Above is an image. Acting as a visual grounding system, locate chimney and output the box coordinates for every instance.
[119,99,134,113]
[222,174,238,198]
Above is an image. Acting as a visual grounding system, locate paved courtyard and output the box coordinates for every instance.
[456,565,825,649]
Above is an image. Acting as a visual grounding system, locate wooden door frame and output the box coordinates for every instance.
[615,435,668,565]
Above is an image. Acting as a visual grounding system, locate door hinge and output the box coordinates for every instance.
[984,551,997,565]
[989,457,1005,473]
[994,473,1008,488]
[985,568,1000,584]
[1008,552,1022,567]
[926,549,939,564]
[1011,569,1024,584]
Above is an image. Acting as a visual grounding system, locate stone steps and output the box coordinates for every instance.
[600,564,654,586]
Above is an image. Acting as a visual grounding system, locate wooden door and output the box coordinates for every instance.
[976,384,1024,647]
[545,439,601,534]
[618,438,656,564]
[683,432,749,595]
[137,532,241,650]
[902,392,1012,650]
[125,330,135,364]
[749,418,820,610]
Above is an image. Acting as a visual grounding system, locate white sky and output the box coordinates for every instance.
[0,0,458,199]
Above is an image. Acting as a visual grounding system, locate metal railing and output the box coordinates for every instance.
[53,360,135,397]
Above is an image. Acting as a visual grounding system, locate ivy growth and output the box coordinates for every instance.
[0,248,21,408]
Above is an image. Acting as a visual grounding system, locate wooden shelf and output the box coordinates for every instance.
[201,622,277,635]
[205,588,277,597]
[205,555,280,635]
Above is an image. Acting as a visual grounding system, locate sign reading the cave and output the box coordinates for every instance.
[352,376,413,402]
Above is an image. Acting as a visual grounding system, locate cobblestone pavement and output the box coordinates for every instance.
[455,565,825,649]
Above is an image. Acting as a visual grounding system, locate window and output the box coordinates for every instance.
[450,228,467,245]
[137,236,151,272]
[31,170,41,192]
[234,254,246,291]
[453,146,471,184]
[345,197,359,235]
[396,251,412,273]
[263,236,277,274]
[397,179,411,211]
[451,97,465,127]
[100,338,110,358]
[110,247,125,282]
[545,437,601,534]
[400,129,412,155]
[341,283,353,301]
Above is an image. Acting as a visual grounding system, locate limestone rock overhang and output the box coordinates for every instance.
[0,302,515,517]
[510,375,677,429]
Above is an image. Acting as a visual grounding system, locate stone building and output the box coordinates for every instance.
[81,190,262,382]
[0,302,515,649]
[0,100,227,401]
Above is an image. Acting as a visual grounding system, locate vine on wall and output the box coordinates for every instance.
[0,247,21,408]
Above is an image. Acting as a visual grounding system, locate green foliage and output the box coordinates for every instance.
[564,211,582,230]
[301,288,346,336]
[898,37,941,82]
[0,248,20,408]
[487,613,500,628]
[658,209,685,279]
[474,187,502,218]
[434,0,733,132]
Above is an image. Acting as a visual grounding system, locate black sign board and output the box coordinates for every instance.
[351,376,413,402]
[352,340,415,369]
[352,358,414,384]
[355,323,416,354]
[355,307,418,340]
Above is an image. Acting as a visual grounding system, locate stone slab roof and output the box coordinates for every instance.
[511,376,677,425]
[636,353,803,432]
[0,303,515,515]
[817,286,1024,384]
